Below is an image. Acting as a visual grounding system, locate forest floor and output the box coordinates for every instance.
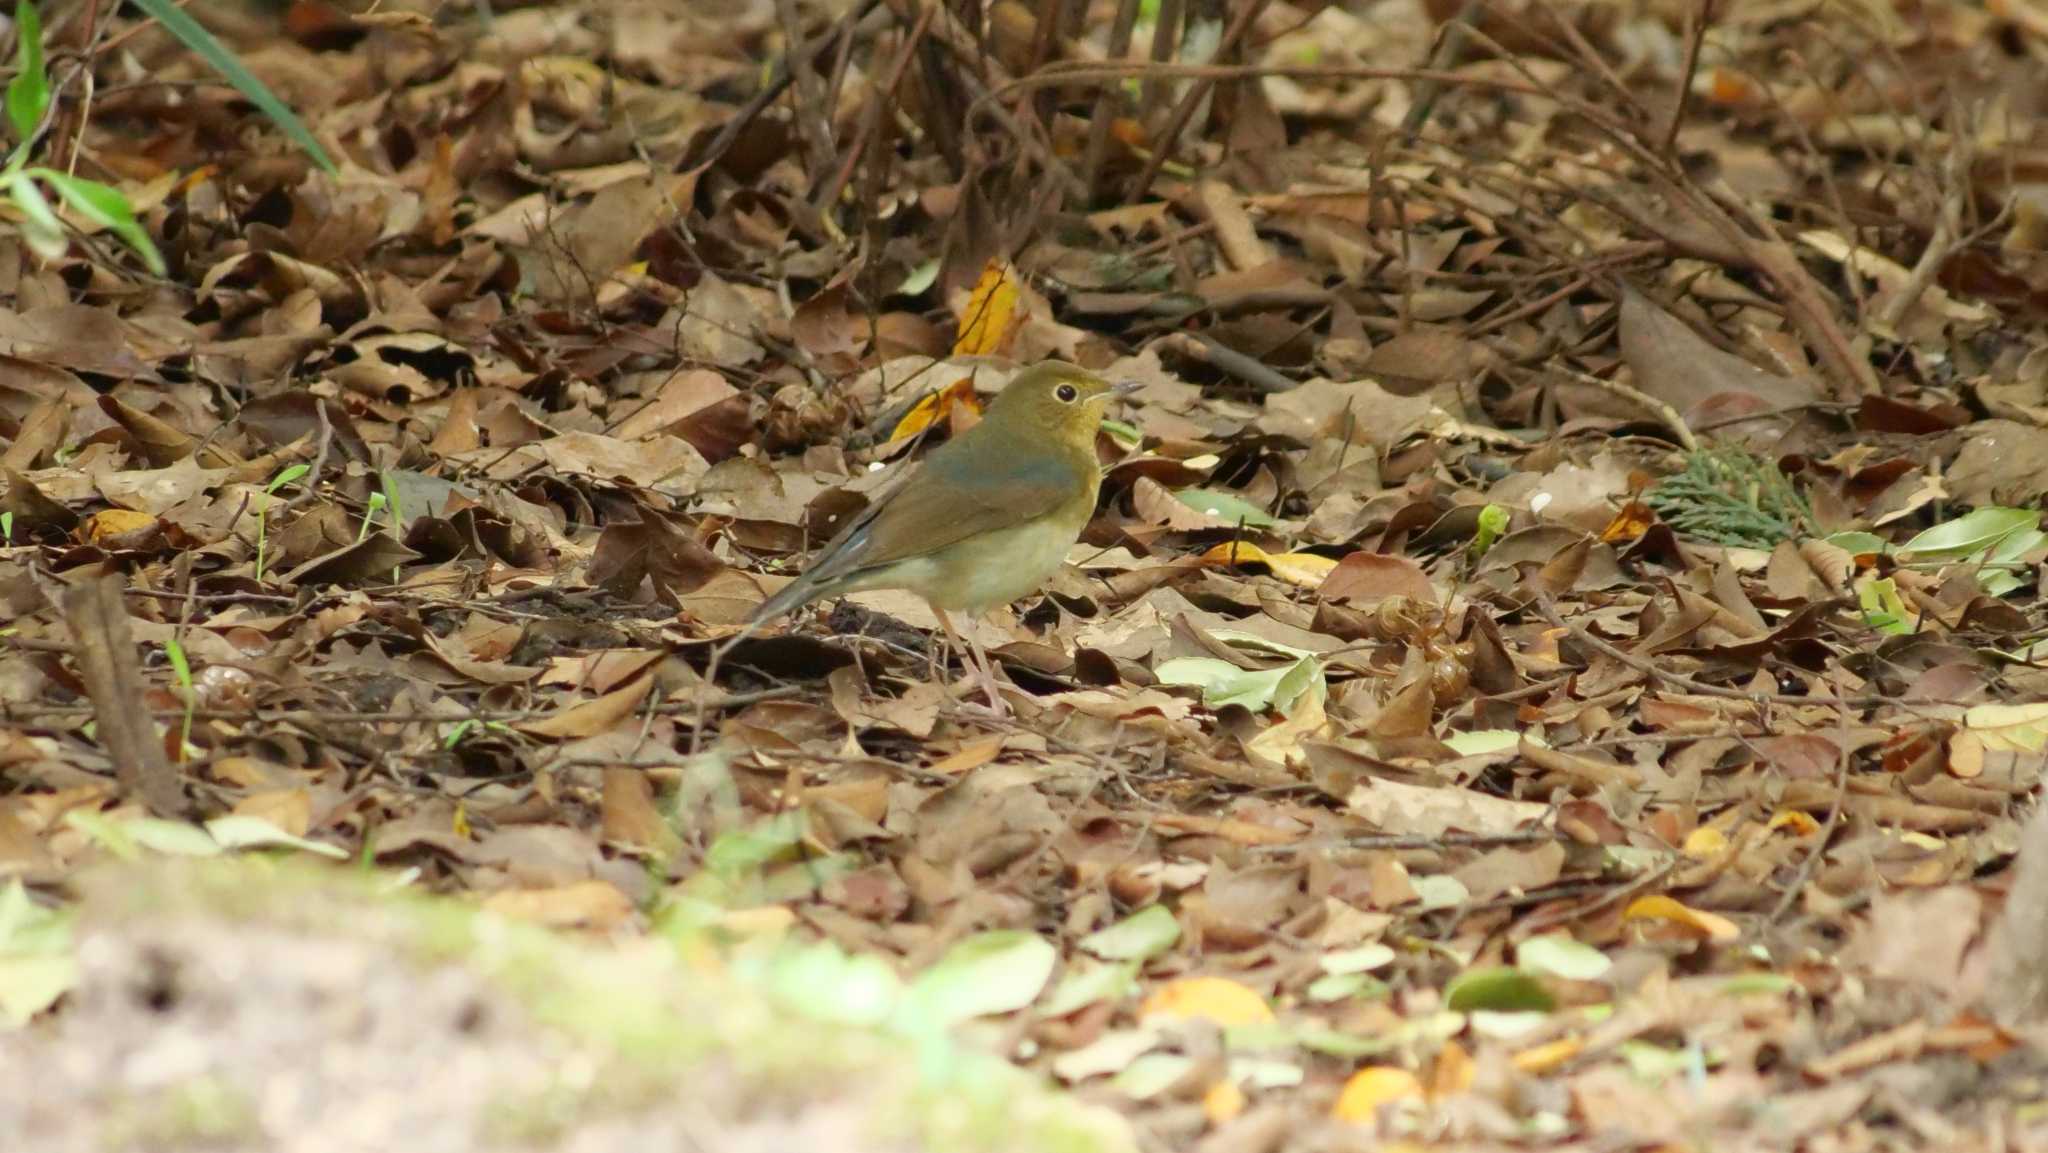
[6,0,2048,1149]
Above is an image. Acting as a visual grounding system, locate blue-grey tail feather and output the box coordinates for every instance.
[749,573,826,625]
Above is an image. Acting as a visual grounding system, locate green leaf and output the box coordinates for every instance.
[766,942,902,1027]
[6,0,47,146]
[124,0,337,173]
[1720,972,1800,997]
[205,815,349,859]
[1039,959,1139,1017]
[32,169,165,274]
[894,257,939,297]
[1857,576,1913,635]
[264,463,311,495]
[1515,935,1612,981]
[1078,905,1181,961]
[1823,531,1887,558]
[1470,503,1509,560]
[66,811,220,858]
[1410,873,1469,911]
[1318,943,1396,975]
[1900,507,2041,560]
[1444,966,1555,1013]
[703,810,805,877]
[0,878,74,1027]
[1156,656,1315,713]
[164,635,192,691]
[1098,417,1142,447]
[899,930,1056,1029]
[1173,487,1282,528]
[1109,1052,1193,1100]
[9,176,65,259]
[1305,971,1387,1003]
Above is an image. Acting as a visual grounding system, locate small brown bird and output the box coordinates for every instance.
[749,361,1135,712]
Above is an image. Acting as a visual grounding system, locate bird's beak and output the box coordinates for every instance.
[1111,379,1143,397]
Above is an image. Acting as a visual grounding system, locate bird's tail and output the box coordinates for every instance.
[747,571,824,627]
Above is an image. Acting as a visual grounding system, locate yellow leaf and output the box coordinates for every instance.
[1202,1080,1246,1126]
[955,260,1022,357]
[1139,976,1274,1027]
[1682,826,1728,858]
[887,376,982,444]
[1512,1036,1582,1073]
[1623,895,1740,943]
[1331,1066,1421,1122]
[1197,541,1340,589]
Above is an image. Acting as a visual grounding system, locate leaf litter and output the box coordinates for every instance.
[6,0,2048,1149]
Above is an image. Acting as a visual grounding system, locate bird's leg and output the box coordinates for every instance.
[928,603,1007,717]
[962,626,1007,717]
[927,599,961,685]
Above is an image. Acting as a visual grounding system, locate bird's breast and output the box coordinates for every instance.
[913,506,1091,612]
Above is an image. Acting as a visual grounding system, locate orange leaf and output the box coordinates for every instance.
[1331,1066,1421,1122]
[82,508,157,544]
[954,260,1022,357]
[1202,1080,1246,1126]
[1139,976,1274,1027]
[1428,1039,1474,1099]
[1767,809,1821,837]
[1598,499,1656,545]
[1512,1036,1582,1074]
[888,376,982,444]
[1623,895,1741,943]
[1704,67,1762,106]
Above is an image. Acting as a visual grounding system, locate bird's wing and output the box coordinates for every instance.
[813,442,1081,584]
[748,430,1091,624]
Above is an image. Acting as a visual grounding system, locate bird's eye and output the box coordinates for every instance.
[1055,383,1079,402]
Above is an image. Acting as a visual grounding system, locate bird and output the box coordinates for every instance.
[745,361,1137,714]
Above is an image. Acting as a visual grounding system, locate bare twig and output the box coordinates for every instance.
[63,574,189,818]
[1766,695,1852,926]
[813,5,933,214]
[1079,0,1144,201]
[1661,0,1716,157]
[1122,0,1276,204]
[1554,366,1699,451]
[693,0,886,175]
[1872,113,1971,336]
[1154,331,1298,393]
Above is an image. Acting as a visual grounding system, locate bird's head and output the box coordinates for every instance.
[981,362,1138,448]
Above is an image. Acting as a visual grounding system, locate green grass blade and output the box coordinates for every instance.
[124,0,336,173]
[7,0,49,145]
